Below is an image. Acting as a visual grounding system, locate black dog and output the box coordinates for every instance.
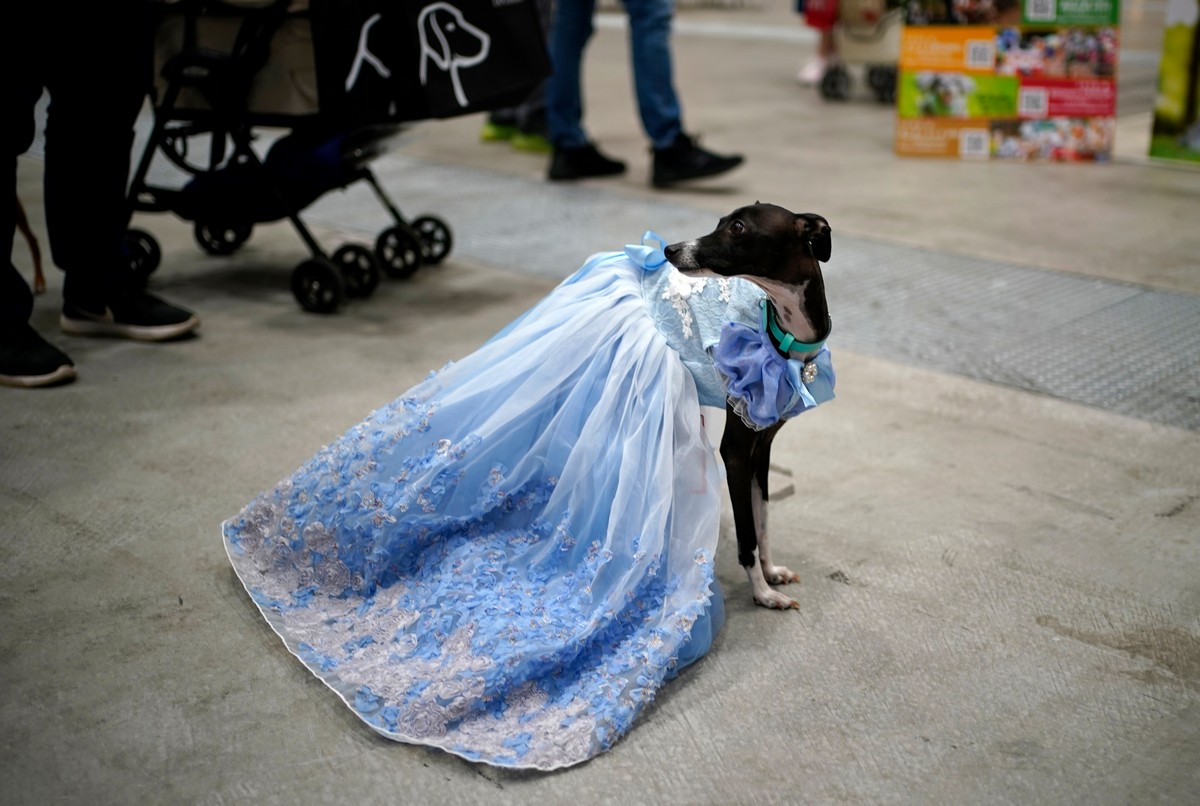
[664,203,832,609]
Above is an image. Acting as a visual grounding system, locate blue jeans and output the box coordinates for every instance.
[546,0,683,150]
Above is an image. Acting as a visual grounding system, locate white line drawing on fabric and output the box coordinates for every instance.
[345,13,393,92]
[417,2,492,107]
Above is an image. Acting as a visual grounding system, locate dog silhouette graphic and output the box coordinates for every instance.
[418,2,491,108]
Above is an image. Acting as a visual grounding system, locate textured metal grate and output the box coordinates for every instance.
[302,155,1200,430]
[94,142,1176,431]
[983,292,1200,428]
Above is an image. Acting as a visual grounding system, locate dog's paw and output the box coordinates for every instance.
[753,589,800,610]
[763,564,801,586]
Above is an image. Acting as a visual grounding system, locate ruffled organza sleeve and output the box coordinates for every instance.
[712,322,836,430]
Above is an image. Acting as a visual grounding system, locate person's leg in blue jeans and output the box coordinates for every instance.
[622,0,682,150]
[545,0,629,179]
[545,0,744,185]
[546,0,597,150]
[624,0,744,188]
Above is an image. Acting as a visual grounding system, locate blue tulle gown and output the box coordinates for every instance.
[223,233,835,770]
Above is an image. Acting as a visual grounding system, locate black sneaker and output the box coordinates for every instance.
[0,324,76,388]
[61,291,200,342]
[652,133,744,187]
[548,143,627,180]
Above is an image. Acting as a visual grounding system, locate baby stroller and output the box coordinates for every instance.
[127,0,546,313]
[813,0,904,103]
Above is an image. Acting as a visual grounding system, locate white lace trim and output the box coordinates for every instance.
[662,272,709,339]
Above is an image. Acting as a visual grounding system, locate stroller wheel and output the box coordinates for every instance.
[375,225,424,280]
[332,244,382,299]
[195,222,253,256]
[867,66,897,104]
[291,258,346,314]
[819,65,852,101]
[123,229,161,285]
[410,216,454,266]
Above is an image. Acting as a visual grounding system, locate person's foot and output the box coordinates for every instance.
[797,57,828,86]
[511,130,552,154]
[0,324,76,388]
[651,133,744,187]
[511,112,553,153]
[61,291,200,342]
[480,120,519,142]
[481,109,520,142]
[548,143,627,180]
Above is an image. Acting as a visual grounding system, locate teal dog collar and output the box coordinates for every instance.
[761,298,830,355]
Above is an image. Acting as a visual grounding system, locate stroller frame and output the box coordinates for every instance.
[127,0,454,313]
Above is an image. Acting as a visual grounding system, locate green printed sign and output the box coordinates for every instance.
[1023,0,1120,26]
[897,72,1021,118]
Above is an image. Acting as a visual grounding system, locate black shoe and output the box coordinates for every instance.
[548,143,627,180]
[61,291,200,342]
[0,324,76,388]
[652,133,744,187]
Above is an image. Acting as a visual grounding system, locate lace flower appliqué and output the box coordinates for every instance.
[661,272,709,340]
[712,322,836,430]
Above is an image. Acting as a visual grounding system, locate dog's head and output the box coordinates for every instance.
[663,203,831,283]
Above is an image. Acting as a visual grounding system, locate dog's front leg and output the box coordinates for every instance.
[722,413,799,610]
[752,428,801,589]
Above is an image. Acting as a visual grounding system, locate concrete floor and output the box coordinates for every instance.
[3,1,1198,804]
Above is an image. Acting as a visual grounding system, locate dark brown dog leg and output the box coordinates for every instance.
[753,425,801,589]
[721,409,799,609]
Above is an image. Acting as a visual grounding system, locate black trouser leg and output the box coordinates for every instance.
[42,2,153,308]
[1,31,43,333]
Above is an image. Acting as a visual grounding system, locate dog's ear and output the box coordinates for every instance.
[809,230,831,262]
[796,214,832,262]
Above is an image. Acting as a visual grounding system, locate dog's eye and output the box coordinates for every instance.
[729,220,745,236]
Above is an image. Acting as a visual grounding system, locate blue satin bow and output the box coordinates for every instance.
[624,231,668,271]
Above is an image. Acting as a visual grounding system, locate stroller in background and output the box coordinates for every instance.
[127,0,545,313]
[808,0,903,103]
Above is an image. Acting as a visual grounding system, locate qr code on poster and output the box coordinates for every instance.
[965,39,996,69]
[959,128,989,158]
[1025,0,1055,21]
[1019,88,1049,118]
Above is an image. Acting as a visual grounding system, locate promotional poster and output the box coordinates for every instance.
[895,0,1120,160]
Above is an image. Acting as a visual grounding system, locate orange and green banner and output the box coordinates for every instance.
[896,1,1119,160]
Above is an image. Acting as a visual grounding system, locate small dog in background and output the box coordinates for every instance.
[665,203,833,610]
[14,194,46,294]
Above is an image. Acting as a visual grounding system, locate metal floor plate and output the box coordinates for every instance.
[103,144,1163,431]
[303,155,1200,431]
